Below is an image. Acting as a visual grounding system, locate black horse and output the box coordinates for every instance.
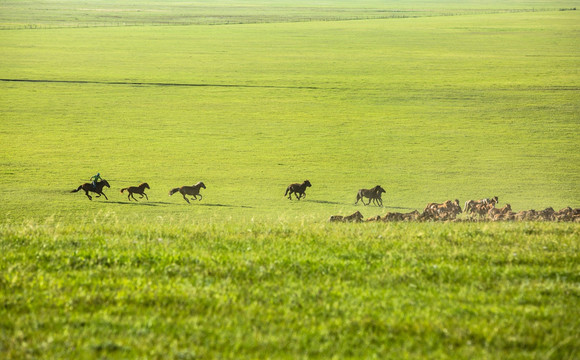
[285,180,312,200]
[355,185,386,206]
[72,179,111,201]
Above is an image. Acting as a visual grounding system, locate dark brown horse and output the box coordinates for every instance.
[169,181,206,204]
[121,182,150,201]
[71,179,110,201]
[285,180,312,200]
[355,185,386,206]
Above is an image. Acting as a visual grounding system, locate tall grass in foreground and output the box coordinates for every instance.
[1,220,578,359]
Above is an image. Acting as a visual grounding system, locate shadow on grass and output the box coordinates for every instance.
[386,205,417,211]
[200,203,253,209]
[308,200,417,211]
[103,201,172,206]
[304,199,347,205]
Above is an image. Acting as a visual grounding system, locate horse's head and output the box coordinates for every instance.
[197,182,206,189]
[304,180,312,187]
[142,183,150,189]
[101,179,110,188]
[372,185,385,194]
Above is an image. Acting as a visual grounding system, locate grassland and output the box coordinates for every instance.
[1,0,574,29]
[1,0,579,358]
[2,220,580,359]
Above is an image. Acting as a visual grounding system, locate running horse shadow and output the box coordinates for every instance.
[71,179,111,201]
[169,181,206,204]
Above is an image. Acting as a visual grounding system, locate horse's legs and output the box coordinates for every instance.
[143,193,148,200]
[101,192,108,200]
[287,191,293,200]
[84,190,92,201]
[130,192,138,202]
[182,193,190,204]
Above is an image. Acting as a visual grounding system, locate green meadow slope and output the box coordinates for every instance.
[0,8,578,222]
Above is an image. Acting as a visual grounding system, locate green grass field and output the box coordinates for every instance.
[1,1,579,358]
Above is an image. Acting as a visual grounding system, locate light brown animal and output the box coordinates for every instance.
[382,212,405,222]
[465,196,498,214]
[423,199,462,220]
[536,207,555,221]
[471,203,496,218]
[514,209,537,221]
[492,211,516,221]
[554,207,580,222]
[402,210,421,221]
[488,204,512,219]
[329,211,364,223]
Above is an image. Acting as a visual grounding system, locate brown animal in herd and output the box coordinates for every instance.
[365,210,420,222]
[465,196,498,214]
[333,202,578,223]
[471,203,496,217]
[329,211,364,223]
[422,199,462,221]
[554,207,580,222]
[488,204,512,219]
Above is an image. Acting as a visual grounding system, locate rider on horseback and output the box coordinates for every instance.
[90,172,102,189]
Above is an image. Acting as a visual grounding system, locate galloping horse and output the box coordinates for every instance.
[285,180,312,200]
[355,185,386,206]
[71,179,111,201]
[169,182,206,204]
[121,182,150,201]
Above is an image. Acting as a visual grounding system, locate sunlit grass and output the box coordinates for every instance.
[1,219,579,358]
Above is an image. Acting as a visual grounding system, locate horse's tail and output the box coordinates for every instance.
[169,187,180,196]
[120,188,128,193]
[355,191,362,204]
[71,185,82,193]
[284,187,290,197]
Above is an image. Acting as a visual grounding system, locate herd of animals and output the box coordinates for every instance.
[71,179,579,223]
[331,195,580,223]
